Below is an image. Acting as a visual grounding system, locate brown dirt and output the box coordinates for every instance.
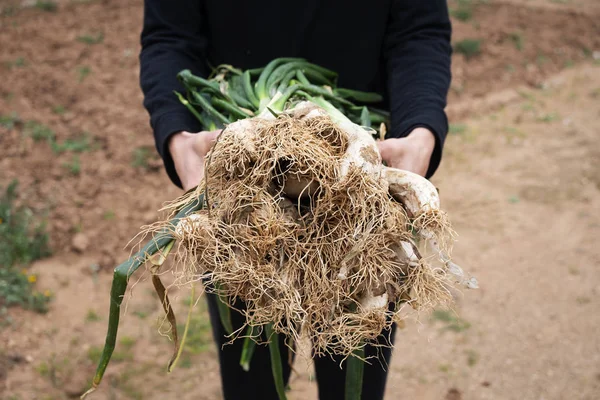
[448,0,600,102]
[1,0,600,399]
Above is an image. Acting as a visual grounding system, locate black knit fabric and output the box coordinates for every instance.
[140,0,452,187]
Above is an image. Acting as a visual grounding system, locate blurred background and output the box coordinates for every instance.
[0,0,599,399]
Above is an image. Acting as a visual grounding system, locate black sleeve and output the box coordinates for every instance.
[140,0,208,188]
[384,0,452,178]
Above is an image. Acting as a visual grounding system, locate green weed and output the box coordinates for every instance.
[62,155,81,176]
[71,222,83,233]
[517,90,536,102]
[133,310,149,319]
[35,354,72,388]
[537,112,560,123]
[431,309,471,332]
[87,346,102,364]
[582,47,592,58]
[1,5,17,16]
[112,349,134,362]
[119,336,137,350]
[503,126,526,139]
[111,367,145,400]
[85,309,100,322]
[5,57,27,70]
[438,364,451,373]
[52,132,93,153]
[449,123,468,135]
[25,121,55,142]
[450,0,473,21]
[0,181,51,315]
[76,33,104,45]
[536,54,549,66]
[521,103,535,111]
[0,180,50,268]
[13,57,26,67]
[102,210,115,220]
[454,38,482,59]
[0,113,21,130]
[52,105,66,115]
[179,355,193,368]
[76,66,91,83]
[576,296,591,305]
[451,8,472,22]
[466,349,479,366]
[450,83,464,95]
[34,1,58,12]
[131,146,153,170]
[508,32,524,51]
[36,361,50,376]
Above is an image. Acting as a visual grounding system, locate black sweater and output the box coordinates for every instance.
[140,0,452,187]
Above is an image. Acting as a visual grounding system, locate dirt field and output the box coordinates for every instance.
[1,0,599,399]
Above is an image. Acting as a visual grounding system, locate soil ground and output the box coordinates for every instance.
[1,0,599,399]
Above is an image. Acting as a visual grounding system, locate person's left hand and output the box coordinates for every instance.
[376,127,436,177]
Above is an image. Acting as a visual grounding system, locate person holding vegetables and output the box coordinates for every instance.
[139,1,452,399]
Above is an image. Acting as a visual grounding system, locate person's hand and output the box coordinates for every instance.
[376,127,436,177]
[168,130,221,191]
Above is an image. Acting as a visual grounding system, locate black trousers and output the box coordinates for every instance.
[205,293,397,400]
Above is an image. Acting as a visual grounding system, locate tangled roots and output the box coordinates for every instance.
[153,106,461,357]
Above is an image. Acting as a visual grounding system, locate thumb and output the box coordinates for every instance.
[194,130,221,153]
[377,138,404,164]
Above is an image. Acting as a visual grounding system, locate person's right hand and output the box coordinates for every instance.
[168,130,221,191]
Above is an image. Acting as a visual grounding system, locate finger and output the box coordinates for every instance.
[192,131,220,156]
[389,158,411,172]
[377,139,405,165]
[206,129,221,141]
[181,161,204,192]
[376,140,393,162]
[392,158,427,177]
